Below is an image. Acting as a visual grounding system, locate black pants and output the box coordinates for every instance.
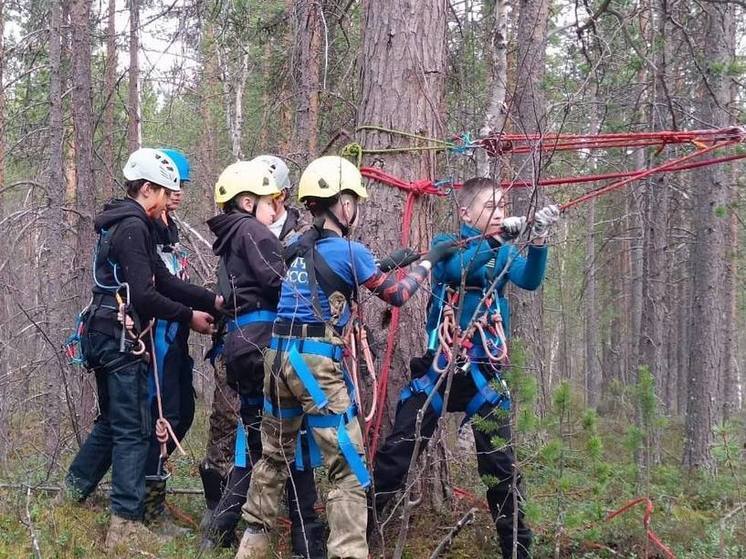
[145,320,195,476]
[208,350,322,549]
[373,354,532,557]
[66,330,151,520]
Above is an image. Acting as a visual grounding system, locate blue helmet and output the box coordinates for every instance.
[160,148,191,182]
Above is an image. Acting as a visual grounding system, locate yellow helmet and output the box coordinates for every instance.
[298,156,367,202]
[214,160,281,207]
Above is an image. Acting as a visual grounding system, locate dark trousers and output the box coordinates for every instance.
[145,321,195,476]
[66,331,151,520]
[208,350,322,549]
[373,355,532,557]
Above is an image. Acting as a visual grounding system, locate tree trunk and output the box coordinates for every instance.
[683,2,735,470]
[358,0,447,452]
[475,0,509,178]
[722,189,739,418]
[70,0,97,430]
[198,22,220,214]
[292,0,322,166]
[0,0,5,218]
[43,0,67,459]
[508,0,551,378]
[217,40,249,161]
[102,0,117,195]
[127,0,141,152]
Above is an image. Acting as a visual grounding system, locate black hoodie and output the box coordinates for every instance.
[207,211,284,314]
[92,198,215,326]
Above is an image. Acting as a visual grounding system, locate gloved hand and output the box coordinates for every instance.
[378,248,421,273]
[531,204,560,238]
[500,216,526,239]
[424,240,459,264]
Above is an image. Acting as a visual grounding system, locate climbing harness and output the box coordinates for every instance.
[63,223,149,366]
[263,335,371,489]
[224,309,278,468]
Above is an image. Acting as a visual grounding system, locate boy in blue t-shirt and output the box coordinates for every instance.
[372,177,560,559]
[234,156,455,559]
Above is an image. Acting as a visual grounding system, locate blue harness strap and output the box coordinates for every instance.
[465,366,506,418]
[399,362,508,420]
[205,339,224,366]
[234,420,247,468]
[399,369,444,416]
[265,335,369,487]
[295,418,323,471]
[263,397,303,420]
[227,310,277,333]
[149,320,171,400]
[234,395,264,468]
[299,405,369,488]
[336,414,371,489]
[269,336,344,361]
[287,345,329,409]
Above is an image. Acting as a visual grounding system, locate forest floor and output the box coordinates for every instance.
[0,399,744,559]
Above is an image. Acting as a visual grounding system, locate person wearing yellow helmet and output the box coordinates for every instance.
[201,160,324,557]
[234,156,457,559]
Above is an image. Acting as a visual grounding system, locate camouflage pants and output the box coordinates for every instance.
[202,356,240,478]
[242,337,368,559]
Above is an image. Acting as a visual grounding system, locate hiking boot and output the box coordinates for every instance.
[143,476,190,537]
[104,514,162,554]
[291,521,326,558]
[235,524,271,559]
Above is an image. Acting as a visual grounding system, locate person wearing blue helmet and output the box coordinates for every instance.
[142,148,198,533]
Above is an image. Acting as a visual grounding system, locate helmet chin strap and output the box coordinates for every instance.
[326,202,356,237]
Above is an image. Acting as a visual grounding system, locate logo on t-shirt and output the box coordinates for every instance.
[286,257,309,285]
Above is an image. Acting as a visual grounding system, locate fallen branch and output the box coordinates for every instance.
[0,482,205,495]
[24,487,43,559]
[428,508,477,559]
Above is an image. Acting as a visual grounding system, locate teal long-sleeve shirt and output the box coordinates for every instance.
[425,224,548,342]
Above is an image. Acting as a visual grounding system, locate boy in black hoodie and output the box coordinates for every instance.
[62,148,220,551]
[202,160,324,557]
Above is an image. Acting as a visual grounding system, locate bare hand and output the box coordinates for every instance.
[190,310,216,335]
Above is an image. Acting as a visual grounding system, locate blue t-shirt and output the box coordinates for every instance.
[277,237,378,327]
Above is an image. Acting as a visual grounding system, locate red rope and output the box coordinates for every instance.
[606,497,677,559]
[477,126,745,156]
[364,167,436,458]
[360,127,745,459]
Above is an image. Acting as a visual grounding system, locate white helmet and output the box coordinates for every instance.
[251,155,290,190]
[123,148,181,191]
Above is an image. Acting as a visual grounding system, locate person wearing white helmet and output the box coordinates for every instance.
[60,148,222,552]
[250,154,309,246]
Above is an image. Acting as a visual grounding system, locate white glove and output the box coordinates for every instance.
[531,205,560,238]
[500,216,526,238]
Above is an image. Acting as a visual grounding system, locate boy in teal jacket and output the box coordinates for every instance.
[372,177,560,559]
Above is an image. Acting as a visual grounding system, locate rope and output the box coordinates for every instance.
[364,165,437,458]
[606,497,677,559]
[357,125,746,459]
[149,326,185,459]
[343,311,379,423]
